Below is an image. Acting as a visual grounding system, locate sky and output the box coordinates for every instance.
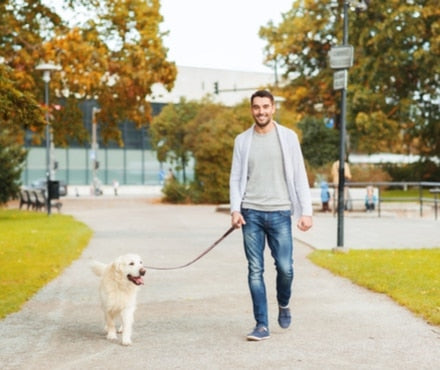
[159,0,293,73]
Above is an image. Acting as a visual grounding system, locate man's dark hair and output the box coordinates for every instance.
[250,90,274,105]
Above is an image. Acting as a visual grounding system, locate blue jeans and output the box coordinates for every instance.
[241,208,294,328]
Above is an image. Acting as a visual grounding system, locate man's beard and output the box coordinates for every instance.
[254,116,271,128]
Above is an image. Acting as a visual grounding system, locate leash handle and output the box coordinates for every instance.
[145,226,236,271]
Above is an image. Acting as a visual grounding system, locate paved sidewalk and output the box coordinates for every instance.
[0,198,439,369]
[295,211,440,250]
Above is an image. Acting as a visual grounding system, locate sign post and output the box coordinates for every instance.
[329,1,352,251]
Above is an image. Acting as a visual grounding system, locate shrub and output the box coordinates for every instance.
[161,180,189,203]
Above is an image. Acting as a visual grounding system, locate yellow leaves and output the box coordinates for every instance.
[40,27,109,97]
[354,110,401,153]
[293,86,309,101]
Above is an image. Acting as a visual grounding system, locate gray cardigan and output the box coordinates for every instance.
[229,122,313,218]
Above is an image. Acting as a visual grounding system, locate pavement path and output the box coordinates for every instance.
[0,197,439,369]
[295,211,440,250]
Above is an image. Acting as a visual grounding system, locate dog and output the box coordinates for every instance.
[91,254,146,345]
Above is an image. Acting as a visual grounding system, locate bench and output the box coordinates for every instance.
[18,188,62,213]
[32,190,46,211]
[19,189,33,210]
[39,189,62,213]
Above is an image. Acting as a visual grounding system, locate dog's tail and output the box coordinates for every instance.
[90,261,107,277]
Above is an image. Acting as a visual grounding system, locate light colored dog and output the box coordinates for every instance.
[91,254,146,345]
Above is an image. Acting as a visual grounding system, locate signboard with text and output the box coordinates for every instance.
[333,70,348,90]
[329,46,354,69]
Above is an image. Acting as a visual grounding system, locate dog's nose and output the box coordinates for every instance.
[140,268,146,276]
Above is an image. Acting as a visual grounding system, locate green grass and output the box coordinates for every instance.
[381,188,435,200]
[0,209,93,319]
[309,249,440,326]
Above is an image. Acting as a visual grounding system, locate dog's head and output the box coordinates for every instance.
[114,254,146,286]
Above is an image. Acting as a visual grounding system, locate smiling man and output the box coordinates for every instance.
[229,90,313,341]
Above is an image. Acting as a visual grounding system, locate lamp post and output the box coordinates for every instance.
[329,0,369,250]
[35,63,61,215]
[91,107,101,195]
[336,0,350,249]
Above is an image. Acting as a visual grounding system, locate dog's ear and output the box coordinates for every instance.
[109,259,121,275]
[111,257,125,280]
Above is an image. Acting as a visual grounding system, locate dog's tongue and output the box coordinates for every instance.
[129,275,144,285]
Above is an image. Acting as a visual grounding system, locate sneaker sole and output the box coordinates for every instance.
[246,334,271,341]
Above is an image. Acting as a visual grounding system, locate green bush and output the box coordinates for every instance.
[383,160,440,182]
[161,180,189,203]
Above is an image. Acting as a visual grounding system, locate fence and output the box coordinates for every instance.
[313,181,440,220]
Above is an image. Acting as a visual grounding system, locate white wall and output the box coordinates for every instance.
[149,66,276,106]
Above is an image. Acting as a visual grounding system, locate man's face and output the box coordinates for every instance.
[251,97,275,129]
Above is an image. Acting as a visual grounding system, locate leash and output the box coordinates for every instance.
[144,226,235,271]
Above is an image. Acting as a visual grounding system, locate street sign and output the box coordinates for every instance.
[333,70,348,90]
[329,45,354,69]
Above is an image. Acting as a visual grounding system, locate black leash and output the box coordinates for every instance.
[144,226,235,271]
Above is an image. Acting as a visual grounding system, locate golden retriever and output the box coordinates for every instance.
[91,254,146,345]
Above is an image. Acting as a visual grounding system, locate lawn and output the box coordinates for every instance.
[308,248,440,326]
[0,209,93,319]
[380,188,436,200]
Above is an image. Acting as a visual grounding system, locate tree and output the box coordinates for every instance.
[0,64,45,203]
[298,116,339,167]
[260,1,336,118]
[0,134,27,204]
[185,102,249,203]
[149,98,200,183]
[0,0,176,147]
[260,0,440,159]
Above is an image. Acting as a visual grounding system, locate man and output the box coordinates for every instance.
[229,90,313,341]
[331,159,352,211]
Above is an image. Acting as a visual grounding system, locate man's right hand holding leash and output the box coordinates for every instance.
[231,211,246,229]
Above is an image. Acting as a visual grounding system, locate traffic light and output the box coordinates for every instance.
[214,82,219,94]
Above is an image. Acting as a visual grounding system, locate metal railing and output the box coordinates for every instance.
[329,181,440,220]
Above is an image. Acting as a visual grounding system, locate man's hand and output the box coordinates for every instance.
[297,215,312,232]
[231,211,246,229]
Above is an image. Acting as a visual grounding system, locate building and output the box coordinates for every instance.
[21,66,275,192]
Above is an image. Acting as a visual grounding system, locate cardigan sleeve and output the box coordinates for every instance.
[229,136,244,214]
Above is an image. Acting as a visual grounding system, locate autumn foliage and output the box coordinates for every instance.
[0,0,176,147]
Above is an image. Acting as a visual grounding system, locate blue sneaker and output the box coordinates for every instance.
[278,307,291,329]
[246,326,270,341]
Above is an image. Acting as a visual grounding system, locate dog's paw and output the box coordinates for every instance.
[106,332,118,341]
[121,338,132,346]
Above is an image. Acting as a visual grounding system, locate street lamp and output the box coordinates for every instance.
[91,107,101,196]
[35,62,61,215]
[329,1,369,250]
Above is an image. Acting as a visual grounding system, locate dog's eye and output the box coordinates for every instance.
[129,262,134,266]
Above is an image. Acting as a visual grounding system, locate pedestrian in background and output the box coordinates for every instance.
[165,168,175,184]
[320,180,331,212]
[331,159,352,211]
[365,185,377,212]
[112,179,119,196]
[229,90,313,341]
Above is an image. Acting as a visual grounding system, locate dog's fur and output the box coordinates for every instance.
[91,254,146,345]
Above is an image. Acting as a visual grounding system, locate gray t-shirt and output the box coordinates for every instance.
[242,128,291,211]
